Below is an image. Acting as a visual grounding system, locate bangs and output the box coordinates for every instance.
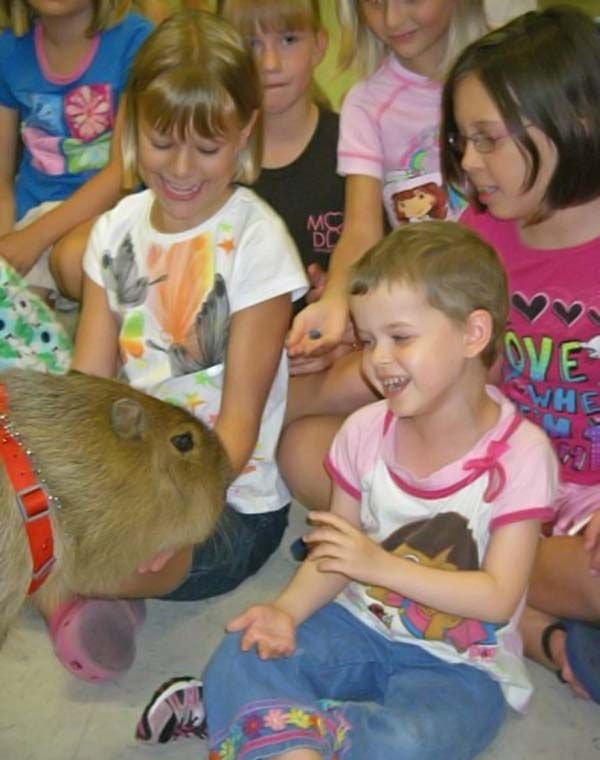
[224,0,319,36]
[139,69,237,141]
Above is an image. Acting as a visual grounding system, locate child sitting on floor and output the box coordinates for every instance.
[136,221,558,759]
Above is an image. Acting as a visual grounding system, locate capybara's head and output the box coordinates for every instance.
[0,370,230,589]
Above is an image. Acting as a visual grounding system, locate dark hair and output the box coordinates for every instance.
[349,221,508,369]
[441,6,600,218]
[382,513,478,570]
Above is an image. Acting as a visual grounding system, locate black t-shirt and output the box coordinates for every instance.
[253,108,345,277]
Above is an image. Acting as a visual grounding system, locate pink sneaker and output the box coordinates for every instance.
[135,677,206,744]
[48,597,146,682]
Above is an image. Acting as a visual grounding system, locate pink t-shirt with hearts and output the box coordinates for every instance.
[461,207,600,487]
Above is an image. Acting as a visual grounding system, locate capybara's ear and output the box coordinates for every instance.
[110,398,147,440]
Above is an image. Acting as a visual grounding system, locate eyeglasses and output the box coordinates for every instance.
[446,131,513,155]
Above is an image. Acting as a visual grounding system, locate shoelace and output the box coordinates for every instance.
[169,695,206,740]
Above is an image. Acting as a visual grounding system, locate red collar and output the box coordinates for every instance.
[0,385,55,594]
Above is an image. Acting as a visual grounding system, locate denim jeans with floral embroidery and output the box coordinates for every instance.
[203,603,506,760]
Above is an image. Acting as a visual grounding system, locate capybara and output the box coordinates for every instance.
[0,369,229,645]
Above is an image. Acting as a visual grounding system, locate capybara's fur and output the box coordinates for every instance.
[0,369,230,646]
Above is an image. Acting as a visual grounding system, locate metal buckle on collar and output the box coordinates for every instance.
[31,555,56,580]
[16,483,50,523]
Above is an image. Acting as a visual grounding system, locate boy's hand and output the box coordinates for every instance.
[583,510,600,575]
[304,511,385,583]
[226,604,296,659]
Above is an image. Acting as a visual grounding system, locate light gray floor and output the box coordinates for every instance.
[1,502,598,760]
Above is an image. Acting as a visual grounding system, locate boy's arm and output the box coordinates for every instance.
[227,485,360,657]
[286,174,384,357]
[0,97,127,274]
[276,486,361,622]
[307,512,541,624]
[0,104,18,236]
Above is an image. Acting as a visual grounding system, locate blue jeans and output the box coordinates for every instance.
[161,504,289,601]
[203,604,506,760]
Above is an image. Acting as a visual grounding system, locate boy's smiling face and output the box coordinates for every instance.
[351,281,476,421]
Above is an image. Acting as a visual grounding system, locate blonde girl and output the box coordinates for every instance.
[286,0,488,360]
[0,1,152,301]
[40,10,308,684]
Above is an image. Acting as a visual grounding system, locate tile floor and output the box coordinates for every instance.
[1,502,598,760]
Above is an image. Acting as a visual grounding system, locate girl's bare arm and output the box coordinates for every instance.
[214,292,291,477]
[71,275,119,378]
[287,174,384,356]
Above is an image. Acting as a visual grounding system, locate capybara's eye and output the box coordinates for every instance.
[171,432,194,452]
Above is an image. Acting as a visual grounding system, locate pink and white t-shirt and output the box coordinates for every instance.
[325,388,557,711]
[462,207,600,490]
[337,54,466,229]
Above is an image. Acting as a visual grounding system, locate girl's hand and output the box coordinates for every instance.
[226,604,296,659]
[0,228,43,275]
[289,340,358,376]
[286,294,349,358]
[583,510,600,575]
[304,511,385,583]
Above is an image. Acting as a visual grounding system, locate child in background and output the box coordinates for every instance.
[136,221,557,758]
[219,0,344,316]
[279,0,489,513]
[39,10,307,684]
[286,0,488,360]
[0,0,152,302]
[441,6,600,702]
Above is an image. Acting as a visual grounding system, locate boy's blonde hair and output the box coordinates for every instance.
[336,0,488,78]
[0,0,130,36]
[349,221,508,368]
[218,0,322,35]
[121,10,262,189]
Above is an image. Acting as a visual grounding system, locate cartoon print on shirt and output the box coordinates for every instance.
[392,181,448,224]
[366,512,498,652]
[381,126,466,228]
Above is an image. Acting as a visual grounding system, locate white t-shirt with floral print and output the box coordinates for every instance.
[84,186,308,514]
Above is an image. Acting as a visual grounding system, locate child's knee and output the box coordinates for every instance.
[203,632,254,697]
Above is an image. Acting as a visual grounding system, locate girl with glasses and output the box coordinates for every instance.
[442,6,600,705]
